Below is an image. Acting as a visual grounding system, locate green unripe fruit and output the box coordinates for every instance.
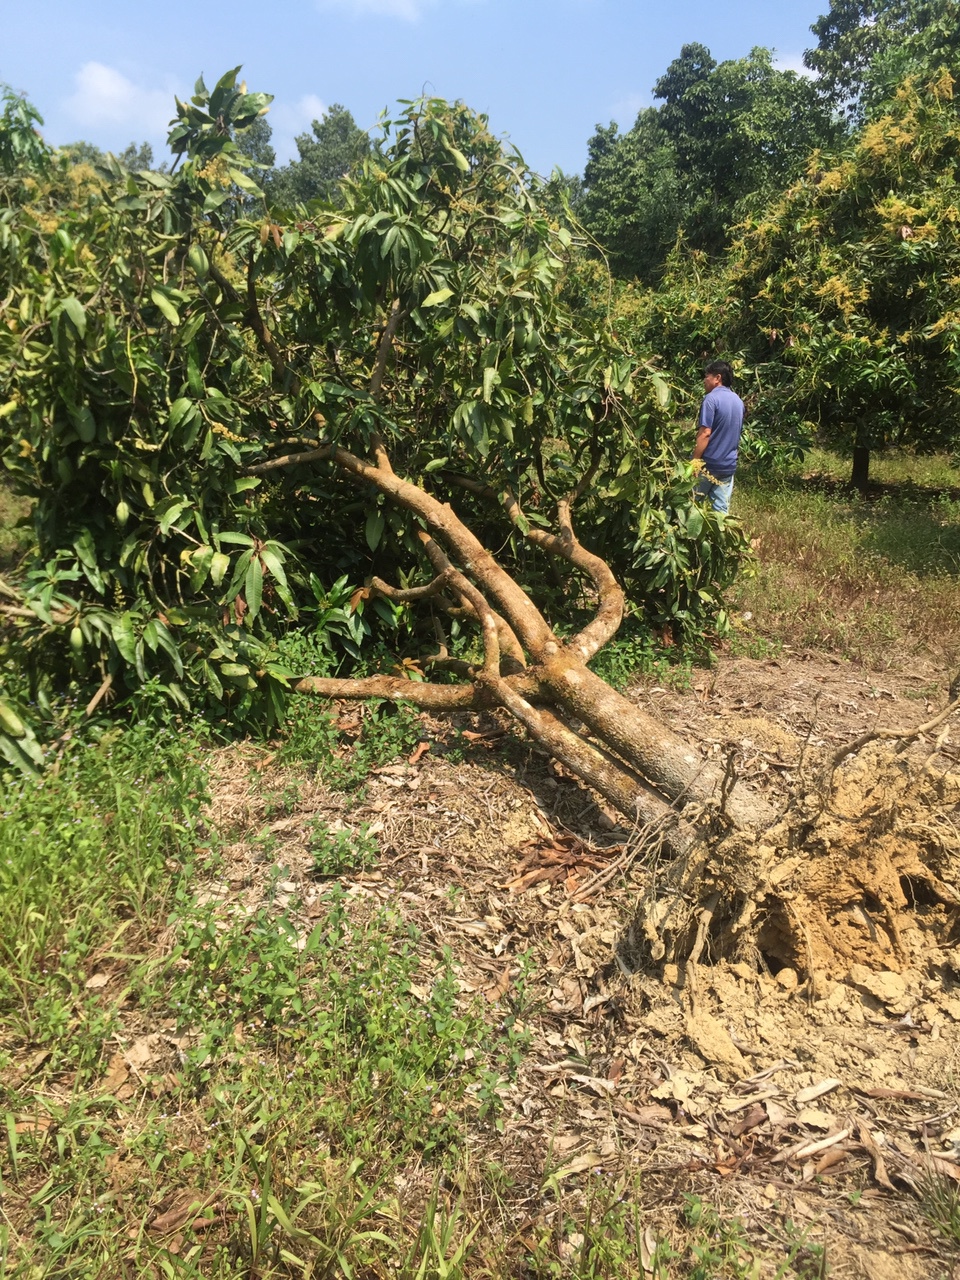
[116,500,130,527]
[69,625,84,655]
[188,243,210,278]
[0,701,26,738]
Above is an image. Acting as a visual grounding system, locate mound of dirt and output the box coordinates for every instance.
[621,676,960,1002]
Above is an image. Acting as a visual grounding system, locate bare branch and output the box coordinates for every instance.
[441,471,622,661]
[370,571,454,603]
[246,248,294,388]
[248,445,333,474]
[294,674,485,711]
[486,672,685,835]
[0,602,71,625]
[416,532,501,678]
[366,299,409,474]
[829,691,960,776]
[499,487,623,662]
[369,299,407,403]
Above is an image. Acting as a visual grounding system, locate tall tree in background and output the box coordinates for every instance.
[580,113,679,283]
[806,0,960,119]
[639,68,960,488]
[580,46,838,282]
[269,103,369,205]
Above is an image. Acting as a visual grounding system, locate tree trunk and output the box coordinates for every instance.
[250,443,777,846]
[851,443,870,492]
[250,443,960,990]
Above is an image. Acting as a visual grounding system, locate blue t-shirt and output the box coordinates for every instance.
[699,385,745,478]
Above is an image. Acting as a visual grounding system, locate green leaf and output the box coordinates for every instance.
[365,510,385,552]
[421,288,454,308]
[245,557,263,619]
[60,296,86,338]
[169,398,195,429]
[111,614,138,664]
[150,289,181,326]
[209,552,230,587]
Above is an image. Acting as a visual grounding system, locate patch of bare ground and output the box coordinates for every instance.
[184,653,960,1276]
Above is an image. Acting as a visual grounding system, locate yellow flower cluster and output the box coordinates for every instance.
[212,423,244,443]
[859,117,918,160]
[923,312,960,338]
[196,156,232,189]
[931,69,955,102]
[815,274,868,316]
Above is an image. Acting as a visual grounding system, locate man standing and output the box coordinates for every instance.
[692,360,744,514]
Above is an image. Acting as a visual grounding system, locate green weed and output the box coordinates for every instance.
[732,455,960,667]
[0,717,208,1073]
[919,1171,960,1248]
[307,818,379,876]
[588,621,697,692]
[279,697,420,792]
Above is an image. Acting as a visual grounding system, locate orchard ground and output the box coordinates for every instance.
[1,452,959,1279]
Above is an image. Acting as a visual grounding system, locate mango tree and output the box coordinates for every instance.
[3,73,952,994]
[637,69,960,487]
[0,71,758,842]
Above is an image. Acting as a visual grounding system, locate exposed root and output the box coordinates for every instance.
[623,740,960,984]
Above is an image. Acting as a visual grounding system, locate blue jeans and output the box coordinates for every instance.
[695,473,735,514]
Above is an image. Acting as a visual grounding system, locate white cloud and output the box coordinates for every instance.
[64,62,176,137]
[267,94,330,164]
[773,52,816,79]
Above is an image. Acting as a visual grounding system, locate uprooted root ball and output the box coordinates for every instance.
[620,742,960,986]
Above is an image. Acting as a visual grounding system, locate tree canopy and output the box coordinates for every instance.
[0,69,743,776]
[579,45,839,282]
[806,0,960,119]
[636,67,960,485]
[268,104,370,206]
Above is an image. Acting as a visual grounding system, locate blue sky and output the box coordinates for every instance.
[3,0,829,177]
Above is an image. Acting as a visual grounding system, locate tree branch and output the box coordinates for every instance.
[248,445,333,474]
[369,571,454,603]
[366,298,409,473]
[485,671,690,842]
[440,470,623,660]
[294,674,487,710]
[497,485,623,662]
[416,531,501,678]
[247,247,293,386]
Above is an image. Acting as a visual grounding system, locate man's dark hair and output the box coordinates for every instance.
[705,359,733,387]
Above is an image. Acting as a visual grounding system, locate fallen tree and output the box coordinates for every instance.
[248,437,773,839]
[4,73,956,987]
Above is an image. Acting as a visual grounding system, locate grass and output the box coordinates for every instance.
[729,450,960,670]
[0,712,841,1278]
[0,484,31,572]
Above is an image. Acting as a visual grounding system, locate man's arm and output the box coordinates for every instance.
[693,426,711,460]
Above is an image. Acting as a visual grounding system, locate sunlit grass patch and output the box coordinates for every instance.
[0,481,31,570]
[732,454,960,668]
[0,717,209,1073]
[800,446,960,492]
